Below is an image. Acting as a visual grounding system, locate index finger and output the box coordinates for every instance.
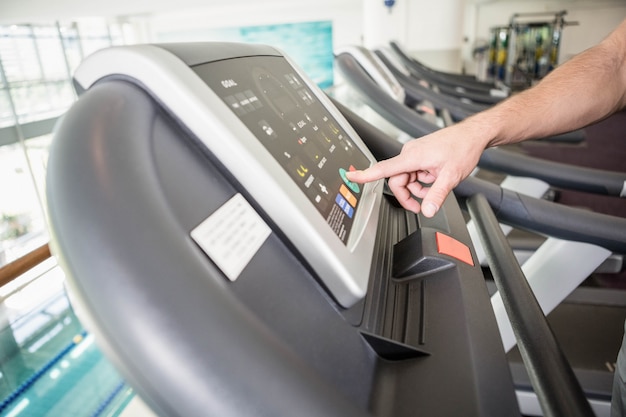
[346,155,406,184]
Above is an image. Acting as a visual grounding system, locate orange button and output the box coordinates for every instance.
[435,232,474,266]
[339,184,358,207]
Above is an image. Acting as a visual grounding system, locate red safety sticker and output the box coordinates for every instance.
[435,232,474,266]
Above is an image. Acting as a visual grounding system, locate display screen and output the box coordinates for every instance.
[194,56,371,244]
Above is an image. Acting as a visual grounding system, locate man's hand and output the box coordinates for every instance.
[347,123,486,217]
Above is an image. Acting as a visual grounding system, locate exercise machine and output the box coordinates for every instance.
[488,11,577,88]
[46,43,617,417]
[388,41,508,105]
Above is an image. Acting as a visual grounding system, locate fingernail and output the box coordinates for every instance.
[422,202,438,218]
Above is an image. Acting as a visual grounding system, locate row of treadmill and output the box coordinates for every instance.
[45,39,626,417]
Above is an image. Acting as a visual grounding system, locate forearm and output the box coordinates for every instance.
[467,19,626,149]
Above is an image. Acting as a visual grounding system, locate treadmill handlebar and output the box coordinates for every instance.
[480,147,626,197]
[334,99,626,254]
[388,41,501,95]
[373,50,488,119]
[456,176,626,254]
[466,193,596,417]
[334,53,438,138]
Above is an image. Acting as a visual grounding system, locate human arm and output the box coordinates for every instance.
[346,18,626,217]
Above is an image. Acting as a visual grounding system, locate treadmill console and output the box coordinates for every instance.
[195,57,371,244]
[72,43,383,308]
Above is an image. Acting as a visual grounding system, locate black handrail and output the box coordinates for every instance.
[466,193,595,417]
[456,177,626,254]
[479,147,626,196]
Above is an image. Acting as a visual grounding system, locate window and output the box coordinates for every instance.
[0,19,129,268]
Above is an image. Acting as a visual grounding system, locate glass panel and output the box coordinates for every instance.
[0,142,47,267]
[108,23,126,46]
[12,83,49,120]
[0,35,41,83]
[77,19,112,58]
[80,38,111,58]
[34,27,68,81]
[58,22,83,73]
[23,134,54,220]
[0,89,14,128]
[11,82,72,124]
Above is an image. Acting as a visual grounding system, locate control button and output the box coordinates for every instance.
[339,168,360,194]
[335,194,354,218]
[435,232,474,266]
[339,184,357,207]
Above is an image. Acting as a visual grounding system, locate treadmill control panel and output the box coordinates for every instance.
[72,43,381,307]
[195,57,370,243]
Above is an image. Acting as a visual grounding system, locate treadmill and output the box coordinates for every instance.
[387,41,507,105]
[46,43,611,417]
[387,40,504,90]
[374,46,490,122]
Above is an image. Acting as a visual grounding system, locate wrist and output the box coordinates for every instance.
[459,112,502,151]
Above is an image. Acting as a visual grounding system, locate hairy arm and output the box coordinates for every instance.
[347,19,626,216]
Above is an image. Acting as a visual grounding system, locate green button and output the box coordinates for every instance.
[339,168,360,194]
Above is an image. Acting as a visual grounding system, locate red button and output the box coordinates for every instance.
[436,232,474,266]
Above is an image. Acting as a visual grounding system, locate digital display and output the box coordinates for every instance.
[194,56,371,244]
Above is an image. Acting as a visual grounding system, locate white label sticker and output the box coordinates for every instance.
[191,193,271,282]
